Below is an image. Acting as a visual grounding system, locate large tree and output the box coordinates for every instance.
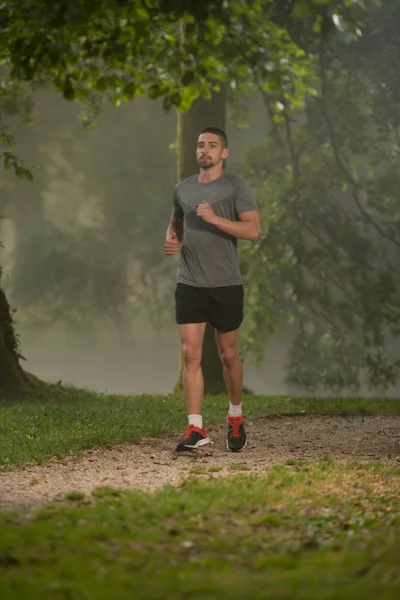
[0,80,41,391]
[0,273,35,390]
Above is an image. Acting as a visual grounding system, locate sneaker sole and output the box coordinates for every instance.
[176,437,211,451]
[226,437,248,453]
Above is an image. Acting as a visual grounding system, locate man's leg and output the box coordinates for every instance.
[180,322,207,415]
[215,328,243,407]
[215,328,247,452]
[176,322,210,450]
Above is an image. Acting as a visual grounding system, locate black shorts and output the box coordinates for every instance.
[175,283,244,333]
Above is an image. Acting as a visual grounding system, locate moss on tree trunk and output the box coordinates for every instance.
[0,283,32,393]
[174,89,227,395]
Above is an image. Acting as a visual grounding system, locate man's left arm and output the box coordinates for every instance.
[197,204,260,241]
[196,178,260,241]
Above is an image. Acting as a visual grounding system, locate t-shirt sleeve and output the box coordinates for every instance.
[234,178,258,216]
[172,186,184,220]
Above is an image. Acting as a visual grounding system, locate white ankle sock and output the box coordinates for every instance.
[188,414,203,429]
[228,402,242,417]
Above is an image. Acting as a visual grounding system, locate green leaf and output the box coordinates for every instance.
[148,84,164,100]
[122,81,136,101]
[163,91,182,111]
[24,169,33,182]
[181,70,196,86]
[15,164,26,179]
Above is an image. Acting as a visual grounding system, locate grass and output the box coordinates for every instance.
[228,463,252,471]
[0,387,399,468]
[0,390,398,598]
[0,461,399,599]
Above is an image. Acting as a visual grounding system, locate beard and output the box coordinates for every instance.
[198,155,213,169]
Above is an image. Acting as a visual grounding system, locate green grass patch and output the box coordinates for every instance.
[0,462,398,599]
[190,465,224,475]
[64,491,85,502]
[0,387,399,467]
[190,466,209,475]
[228,463,252,471]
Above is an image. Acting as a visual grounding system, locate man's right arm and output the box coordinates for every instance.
[165,186,184,255]
[166,215,183,242]
[164,215,183,256]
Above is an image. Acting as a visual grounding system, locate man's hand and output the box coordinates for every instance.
[164,232,181,255]
[196,201,217,225]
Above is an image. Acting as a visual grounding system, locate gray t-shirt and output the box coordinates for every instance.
[172,172,257,288]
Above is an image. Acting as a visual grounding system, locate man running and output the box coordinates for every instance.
[164,127,260,452]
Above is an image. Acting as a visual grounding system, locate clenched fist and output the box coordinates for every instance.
[196,201,217,224]
[164,232,181,256]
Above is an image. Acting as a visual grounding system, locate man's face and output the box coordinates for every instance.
[196,133,228,169]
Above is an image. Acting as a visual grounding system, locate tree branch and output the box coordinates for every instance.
[318,37,400,251]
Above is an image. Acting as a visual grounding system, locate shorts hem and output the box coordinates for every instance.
[211,323,243,333]
[176,319,208,325]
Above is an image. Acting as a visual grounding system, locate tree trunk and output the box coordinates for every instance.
[175,89,227,395]
[0,280,31,392]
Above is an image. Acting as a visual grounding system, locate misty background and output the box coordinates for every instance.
[0,90,289,395]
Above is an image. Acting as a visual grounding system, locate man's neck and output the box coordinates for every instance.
[197,166,224,184]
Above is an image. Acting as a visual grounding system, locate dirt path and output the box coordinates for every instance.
[1,414,399,511]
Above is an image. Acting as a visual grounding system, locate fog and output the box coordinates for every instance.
[2,89,289,395]
[19,335,288,396]
[1,75,400,398]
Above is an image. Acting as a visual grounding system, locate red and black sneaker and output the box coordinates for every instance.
[175,425,211,451]
[227,415,247,452]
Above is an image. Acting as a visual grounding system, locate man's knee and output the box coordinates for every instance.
[182,342,202,367]
[219,345,239,369]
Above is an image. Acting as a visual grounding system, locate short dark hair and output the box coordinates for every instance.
[201,127,228,148]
